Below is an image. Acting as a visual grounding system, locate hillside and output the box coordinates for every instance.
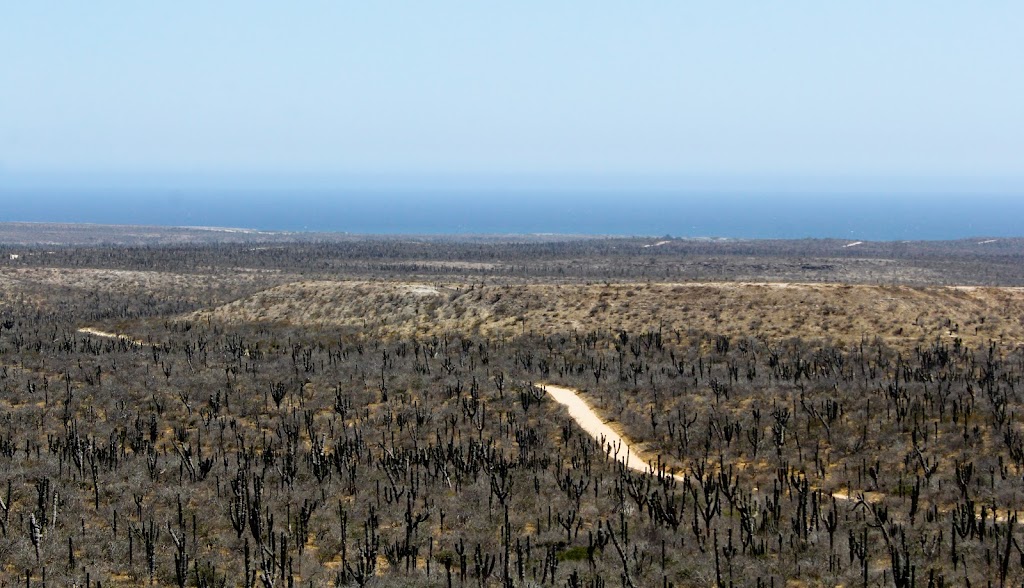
[2,239,1024,586]
[190,280,1024,348]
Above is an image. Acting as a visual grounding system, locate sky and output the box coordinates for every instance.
[2,2,1023,191]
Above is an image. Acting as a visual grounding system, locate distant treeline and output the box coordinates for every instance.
[3,235,1024,285]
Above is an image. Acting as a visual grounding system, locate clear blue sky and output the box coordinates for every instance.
[2,2,1022,190]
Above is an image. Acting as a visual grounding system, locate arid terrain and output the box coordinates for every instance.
[189,280,1024,348]
[0,229,1023,586]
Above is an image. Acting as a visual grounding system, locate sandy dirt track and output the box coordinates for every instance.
[542,383,684,481]
[541,383,1019,522]
[77,328,146,347]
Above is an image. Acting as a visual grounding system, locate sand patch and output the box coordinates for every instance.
[406,285,441,296]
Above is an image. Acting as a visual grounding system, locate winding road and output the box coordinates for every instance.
[539,383,1019,523]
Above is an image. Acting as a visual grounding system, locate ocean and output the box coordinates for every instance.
[0,190,1021,240]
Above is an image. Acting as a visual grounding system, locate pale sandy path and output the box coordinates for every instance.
[541,383,685,481]
[77,328,146,347]
[540,383,1021,523]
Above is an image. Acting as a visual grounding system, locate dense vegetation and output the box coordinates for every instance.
[0,240,1023,586]
[4,227,1024,286]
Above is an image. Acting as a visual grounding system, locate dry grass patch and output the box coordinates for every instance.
[188,280,1024,348]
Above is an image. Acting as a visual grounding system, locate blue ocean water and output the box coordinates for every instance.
[0,190,1021,240]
